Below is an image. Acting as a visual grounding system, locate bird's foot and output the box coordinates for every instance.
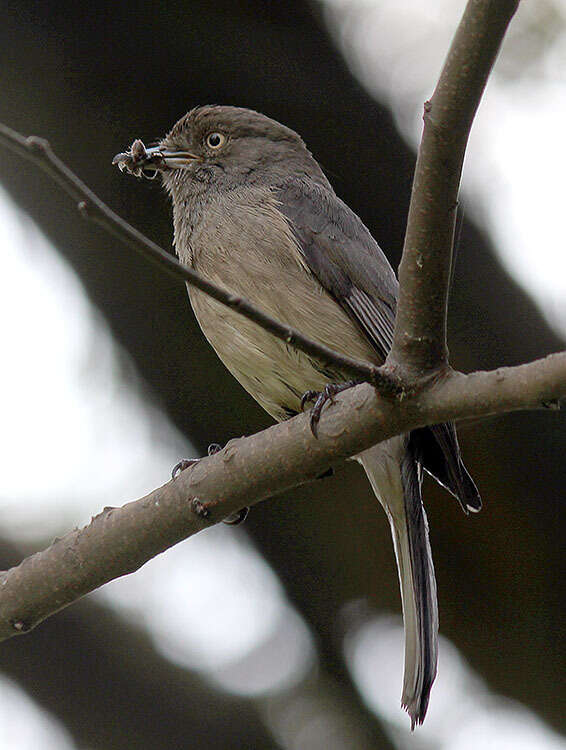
[171,457,199,479]
[171,443,222,480]
[171,444,249,525]
[300,380,358,437]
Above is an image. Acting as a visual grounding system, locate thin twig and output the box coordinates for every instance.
[390,0,520,378]
[0,123,400,393]
[0,350,564,642]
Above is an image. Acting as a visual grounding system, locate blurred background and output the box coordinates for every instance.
[0,1,564,748]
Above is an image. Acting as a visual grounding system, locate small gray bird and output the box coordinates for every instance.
[114,105,481,727]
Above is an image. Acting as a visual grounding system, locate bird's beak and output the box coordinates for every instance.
[112,139,199,179]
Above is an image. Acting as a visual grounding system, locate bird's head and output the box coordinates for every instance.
[113,105,329,197]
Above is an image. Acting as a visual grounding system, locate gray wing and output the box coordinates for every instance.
[275,177,481,513]
[274,178,397,364]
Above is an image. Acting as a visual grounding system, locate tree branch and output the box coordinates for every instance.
[0,123,399,393]
[0,351,564,643]
[1,0,562,654]
[389,0,520,379]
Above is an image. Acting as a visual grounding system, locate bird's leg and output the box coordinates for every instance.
[301,380,359,437]
[171,443,249,525]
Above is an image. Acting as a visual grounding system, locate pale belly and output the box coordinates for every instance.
[180,186,379,421]
[189,276,377,422]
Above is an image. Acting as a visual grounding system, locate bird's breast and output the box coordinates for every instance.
[179,187,377,420]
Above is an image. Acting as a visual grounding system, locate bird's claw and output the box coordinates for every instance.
[300,389,320,412]
[301,381,358,437]
[171,458,199,480]
[223,507,249,526]
[171,443,249,526]
[171,442,223,480]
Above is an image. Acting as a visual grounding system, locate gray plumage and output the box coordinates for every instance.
[115,105,481,727]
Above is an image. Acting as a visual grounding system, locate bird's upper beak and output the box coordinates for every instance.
[112,139,199,179]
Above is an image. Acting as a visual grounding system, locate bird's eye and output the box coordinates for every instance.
[205,132,226,149]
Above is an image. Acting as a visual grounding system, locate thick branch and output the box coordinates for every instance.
[1,351,564,643]
[390,0,520,378]
[0,122,398,393]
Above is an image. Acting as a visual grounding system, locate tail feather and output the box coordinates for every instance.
[357,438,438,729]
[410,423,481,514]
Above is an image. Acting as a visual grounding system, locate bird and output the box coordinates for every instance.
[114,105,481,727]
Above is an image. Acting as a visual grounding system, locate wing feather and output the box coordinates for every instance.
[274,177,481,514]
[274,178,397,363]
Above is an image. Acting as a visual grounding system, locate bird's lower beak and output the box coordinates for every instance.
[112,139,199,178]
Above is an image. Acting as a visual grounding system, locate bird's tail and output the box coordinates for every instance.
[356,438,438,729]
